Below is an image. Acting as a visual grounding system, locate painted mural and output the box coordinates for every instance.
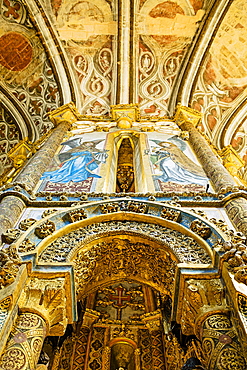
[148,135,209,192]
[39,133,108,192]
[192,0,247,149]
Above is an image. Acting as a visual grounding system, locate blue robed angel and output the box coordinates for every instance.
[41,138,108,183]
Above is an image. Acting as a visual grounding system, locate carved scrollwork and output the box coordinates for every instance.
[202,313,246,369]
[35,220,56,239]
[190,219,211,239]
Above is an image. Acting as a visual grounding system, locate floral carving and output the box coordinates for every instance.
[73,238,176,295]
[35,220,55,238]
[190,219,211,239]
[39,221,211,265]
[18,218,36,231]
[160,207,181,222]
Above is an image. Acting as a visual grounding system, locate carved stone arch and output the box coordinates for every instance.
[70,233,178,299]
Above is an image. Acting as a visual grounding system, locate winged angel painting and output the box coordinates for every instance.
[40,137,108,191]
[150,137,209,192]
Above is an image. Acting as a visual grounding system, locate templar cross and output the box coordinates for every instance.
[109,285,131,320]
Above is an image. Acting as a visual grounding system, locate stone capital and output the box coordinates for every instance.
[174,104,202,128]
[49,102,80,127]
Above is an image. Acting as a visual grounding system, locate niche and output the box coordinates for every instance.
[110,342,135,370]
[116,137,135,193]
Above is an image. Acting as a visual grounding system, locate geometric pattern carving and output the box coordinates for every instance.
[0,313,45,370]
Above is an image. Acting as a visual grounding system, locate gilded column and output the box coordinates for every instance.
[14,120,72,191]
[142,311,165,370]
[0,312,46,370]
[175,105,247,235]
[200,313,246,370]
[0,103,79,238]
[175,106,236,192]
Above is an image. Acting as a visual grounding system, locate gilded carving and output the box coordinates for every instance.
[0,246,22,289]
[202,314,246,370]
[100,201,148,214]
[18,218,36,231]
[18,238,36,253]
[74,238,176,296]
[19,278,67,336]
[66,209,87,223]
[0,313,45,370]
[190,219,211,239]
[35,220,56,239]
[160,207,181,222]
[1,229,23,244]
[181,279,225,335]
[39,221,211,265]
[141,310,162,332]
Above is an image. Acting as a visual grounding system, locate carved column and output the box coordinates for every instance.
[200,313,246,370]
[175,106,247,235]
[142,311,165,370]
[72,309,100,370]
[0,103,79,239]
[0,196,25,237]
[0,312,46,370]
[14,120,72,191]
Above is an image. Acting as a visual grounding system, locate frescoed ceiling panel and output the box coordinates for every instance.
[48,0,116,116]
[0,0,246,177]
[137,0,207,117]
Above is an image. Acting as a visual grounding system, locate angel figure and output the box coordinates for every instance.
[151,139,208,187]
[41,138,108,183]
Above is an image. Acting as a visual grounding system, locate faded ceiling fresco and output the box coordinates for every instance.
[0,0,247,174]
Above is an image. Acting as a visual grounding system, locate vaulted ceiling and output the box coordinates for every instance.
[0,0,247,177]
